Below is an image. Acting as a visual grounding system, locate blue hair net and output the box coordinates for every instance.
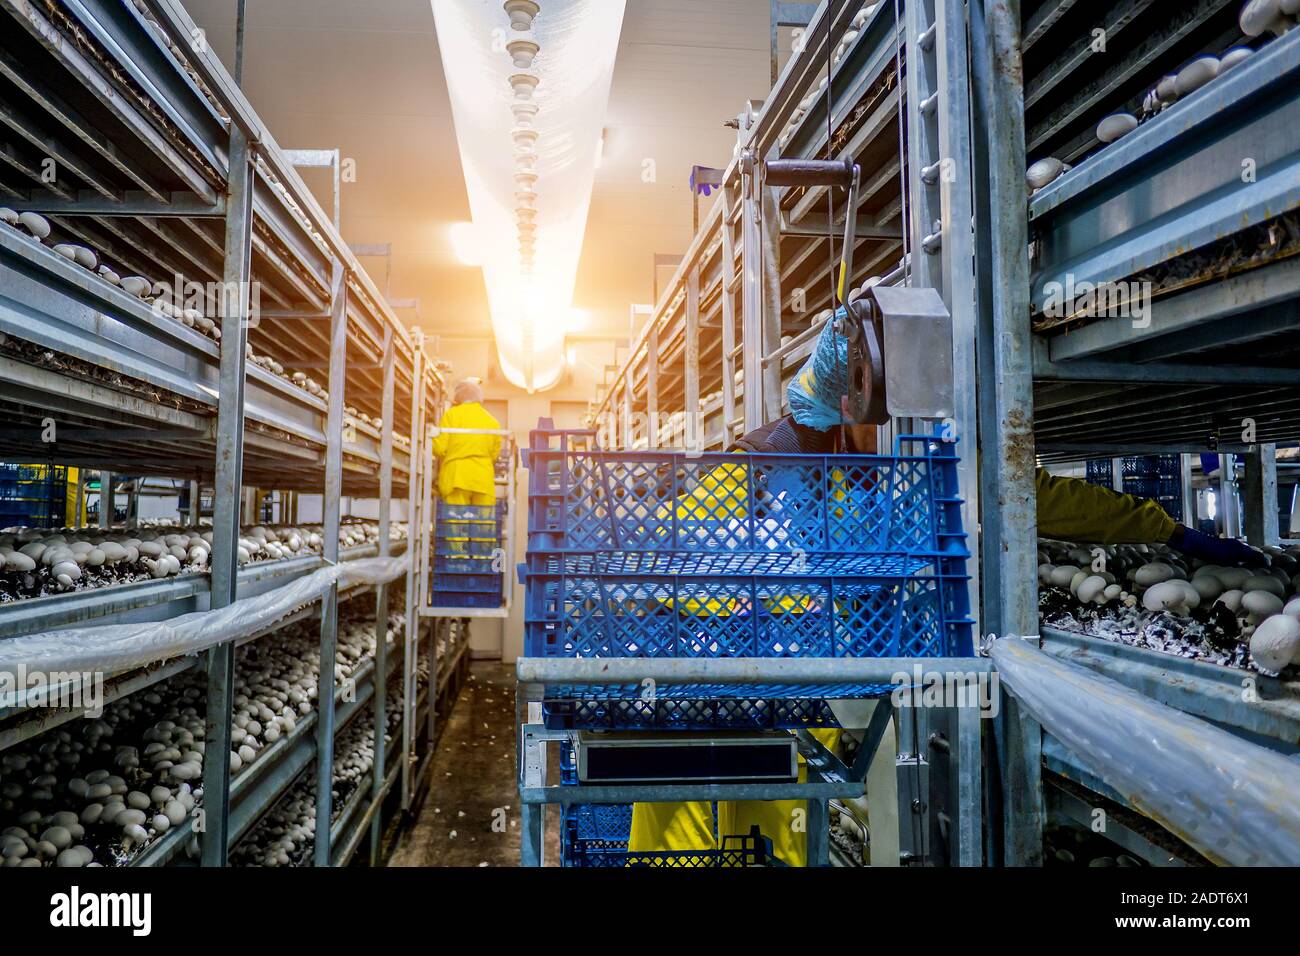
[786,309,849,430]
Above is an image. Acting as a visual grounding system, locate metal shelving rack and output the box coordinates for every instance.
[583,0,1300,866]
[0,0,451,867]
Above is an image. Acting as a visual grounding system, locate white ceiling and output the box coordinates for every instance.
[183,0,775,343]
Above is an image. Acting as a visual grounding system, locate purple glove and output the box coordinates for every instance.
[1167,524,1268,568]
[690,165,722,197]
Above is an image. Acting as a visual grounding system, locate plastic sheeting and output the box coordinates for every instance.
[432,0,627,392]
[787,310,850,430]
[0,556,409,677]
[989,636,1300,866]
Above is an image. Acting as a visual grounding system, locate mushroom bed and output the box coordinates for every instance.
[1035,539,1300,675]
[0,608,417,868]
[0,521,406,603]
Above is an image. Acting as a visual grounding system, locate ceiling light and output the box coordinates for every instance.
[503,0,539,31]
[507,39,540,69]
[514,170,538,189]
[511,102,539,128]
[509,73,539,100]
[514,191,536,208]
[512,128,539,151]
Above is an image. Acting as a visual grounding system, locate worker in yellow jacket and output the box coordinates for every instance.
[630,312,1266,866]
[431,380,502,506]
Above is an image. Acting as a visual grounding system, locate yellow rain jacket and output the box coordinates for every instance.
[1035,468,1176,544]
[431,402,502,503]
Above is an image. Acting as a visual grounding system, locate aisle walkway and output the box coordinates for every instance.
[388,661,559,866]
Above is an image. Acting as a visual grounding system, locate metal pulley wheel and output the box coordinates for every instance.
[843,298,889,425]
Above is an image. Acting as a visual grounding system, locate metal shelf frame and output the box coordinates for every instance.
[575,0,1299,866]
[0,0,449,868]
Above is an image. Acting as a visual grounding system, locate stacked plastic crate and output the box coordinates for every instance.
[1121,455,1183,522]
[1085,459,1115,488]
[520,419,973,865]
[428,501,503,609]
[0,464,68,528]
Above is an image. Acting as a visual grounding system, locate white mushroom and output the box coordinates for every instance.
[1096,113,1138,143]
[1242,589,1284,624]
[1076,575,1109,604]
[1174,56,1219,97]
[18,212,50,239]
[1133,562,1175,588]
[1249,614,1300,674]
[1241,0,1294,37]
[1142,580,1198,615]
[1026,157,1066,191]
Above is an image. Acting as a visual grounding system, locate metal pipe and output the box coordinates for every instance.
[313,259,348,867]
[517,656,991,685]
[201,123,255,868]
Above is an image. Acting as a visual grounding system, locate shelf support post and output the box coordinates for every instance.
[314,258,348,867]
[1243,444,1279,547]
[402,329,427,811]
[970,0,1043,866]
[685,268,701,450]
[646,323,659,449]
[369,325,396,865]
[201,123,255,868]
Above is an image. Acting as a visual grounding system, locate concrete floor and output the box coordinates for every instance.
[388,660,559,867]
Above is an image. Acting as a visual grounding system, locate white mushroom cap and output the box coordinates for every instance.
[1249,614,1300,674]
[1190,575,1224,601]
[1242,589,1284,620]
[1076,575,1109,605]
[1048,565,1080,587]
[1244,574,1285,597]
[1215,567,1251,590]
[1216,589,1245,613]
[1143,580,1198,614]
[1134,562,1175,587]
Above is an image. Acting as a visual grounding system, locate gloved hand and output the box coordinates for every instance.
[689,165,722,197]
[1167,524,1269,568]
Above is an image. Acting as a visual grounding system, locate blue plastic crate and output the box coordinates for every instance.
[432,572,501,594]
[434,537,498,557]
[434,554,497,574]
[428,590,500,609]
[525,429,967,561]
[437,519,502,539]
[564,825,779,867]
[524,568,968,662]
[562,803,633,855]
[520,424,973,708]
[542,692,844,729]
[436,502,498,522]
[1084,459,1114,487]
[1121,455,1180,479]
